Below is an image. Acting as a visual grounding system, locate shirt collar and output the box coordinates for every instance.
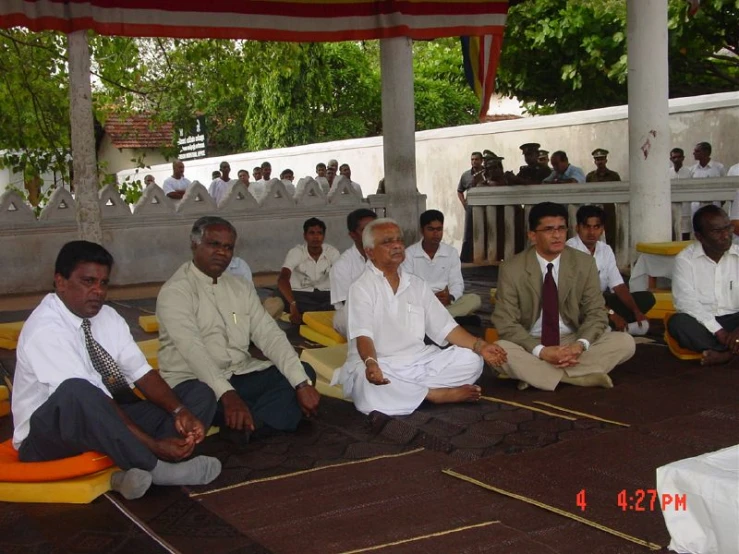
[188,261,220,285]
[535,251,561,274]
[52,292,91,329]
[302,243,328,261]
[368,261,410,294]
[691,242,739,261]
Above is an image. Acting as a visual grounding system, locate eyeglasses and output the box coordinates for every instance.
[535,226,568,235]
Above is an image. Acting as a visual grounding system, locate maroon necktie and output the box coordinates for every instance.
[541,263,560,346]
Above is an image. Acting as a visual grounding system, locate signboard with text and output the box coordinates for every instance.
[177,116,207,161]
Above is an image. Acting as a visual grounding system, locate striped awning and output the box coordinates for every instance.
[0,1,507,41]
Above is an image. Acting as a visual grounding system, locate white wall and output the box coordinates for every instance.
[119,92,739,252]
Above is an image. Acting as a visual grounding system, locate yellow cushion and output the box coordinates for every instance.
[646,291,675,320]
[300,344,349,401]
[303,311,346,344]
[136,338,160,369]
[635,241,691,256]
[0,385,8,402]
[300,325,344,347]
[138,315,159,333]
[0,400,9,418]
[663,313,701,361]
[0,321,24,350]
[0,468,116,504]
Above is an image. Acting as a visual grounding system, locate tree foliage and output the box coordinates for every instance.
[497,0,739,114]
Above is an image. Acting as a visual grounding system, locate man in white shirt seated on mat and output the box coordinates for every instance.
[566,205,655,335]
[402,209,482,326]
[12,240,221,500]
[669,205,739,366]
[330,208,377,337]
[332,218,507,416]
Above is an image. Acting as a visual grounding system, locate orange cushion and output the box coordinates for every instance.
[0,439,114,482]
[663,313,701,361]
[484,328,499,343]
[0,400,9,418]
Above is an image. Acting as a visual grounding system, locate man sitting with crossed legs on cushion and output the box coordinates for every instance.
[12,241,220,500]
[493,202,635,391]
[331,218,507,416]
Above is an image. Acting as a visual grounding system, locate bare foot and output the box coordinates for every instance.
[701,350,733,366]
[426,384,481,404]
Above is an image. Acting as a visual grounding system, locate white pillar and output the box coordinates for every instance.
[380,37,423,245]
[68,31,102,243]
[627,0,671,248]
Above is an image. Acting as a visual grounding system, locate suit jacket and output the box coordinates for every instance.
[492,246,607,352]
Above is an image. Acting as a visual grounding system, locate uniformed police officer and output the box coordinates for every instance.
[586,148,621,182]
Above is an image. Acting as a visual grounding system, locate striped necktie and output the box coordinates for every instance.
[82,318,130,396]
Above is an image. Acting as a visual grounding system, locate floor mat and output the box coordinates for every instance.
[444,422,739,552]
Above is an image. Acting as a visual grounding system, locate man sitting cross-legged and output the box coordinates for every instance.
[12,241,221,500]
[157,216,320,445]
[669,205,739,366]
[493,202,635,391]
[330,208,377,337]
[332,218,507,416]
[566,205,655,334]
[278,217,340,324]
[402,209,482,325]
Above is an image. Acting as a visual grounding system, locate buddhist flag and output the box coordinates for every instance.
[462,32,506,121]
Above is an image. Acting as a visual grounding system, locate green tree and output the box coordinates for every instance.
[497,0,739,114]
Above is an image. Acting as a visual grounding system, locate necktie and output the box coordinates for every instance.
[82,319,131,397]
[541,263,560,346]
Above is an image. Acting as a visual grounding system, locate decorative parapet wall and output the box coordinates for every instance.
[0,178,394,294]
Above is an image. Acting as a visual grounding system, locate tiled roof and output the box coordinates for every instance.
[103,114,174,149]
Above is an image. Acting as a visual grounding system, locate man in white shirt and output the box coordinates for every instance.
[278,217,340,324]
[669,205,739,366]
[668,148,692,179]
[330,208,377,336]
[162,159,191,200]
[332,218,507,416]
[493,202,635,391]
[12,241,221,499]
[158,216,320,444]
[338,164,364,197]
[689,142,726,178]
[566,205,655,334]
[402,210,481,323]
[208,161,233,205]
[728,163,739,177]
[279,168,297,197]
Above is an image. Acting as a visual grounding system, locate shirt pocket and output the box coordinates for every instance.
[406,303,426,339]
[224,310,251,351]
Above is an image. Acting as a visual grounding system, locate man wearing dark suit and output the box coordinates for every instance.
[492,202,635,391]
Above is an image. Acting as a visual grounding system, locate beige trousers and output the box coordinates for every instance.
[497,331,635,391]
[446,293,482,318]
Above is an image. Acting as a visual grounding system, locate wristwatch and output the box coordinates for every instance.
[295,379,312,391]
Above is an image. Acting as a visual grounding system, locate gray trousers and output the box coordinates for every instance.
[668,312,739,352]
[19,378,216,471]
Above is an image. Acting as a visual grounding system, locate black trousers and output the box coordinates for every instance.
[19,378,216,471]
[604,291,656,327]
[214,363,317,432]
[279,289,333,314]
[460,205,473,263]
[668,311,739,352]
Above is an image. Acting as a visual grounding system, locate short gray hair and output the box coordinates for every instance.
[190,216,237,244]
[362,217,400,249]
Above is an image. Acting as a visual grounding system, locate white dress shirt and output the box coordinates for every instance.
[329,245,367,307]
[283,243,340,292]
[208,178,233,205]
[401,240,465,301]
[668,165,692,179]
[566,236,624,292]
[672,242,739,334]
[227,256,253,281]
[346,264,457,363]
[690,161,726,178]
[12,294,151,448]
[162,176,191,194]
[528,253,588,357]
[727,163,739,177]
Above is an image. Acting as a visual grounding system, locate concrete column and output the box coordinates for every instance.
[68,31,102,243]
[627,0,671,248]
[380,37,422,245]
